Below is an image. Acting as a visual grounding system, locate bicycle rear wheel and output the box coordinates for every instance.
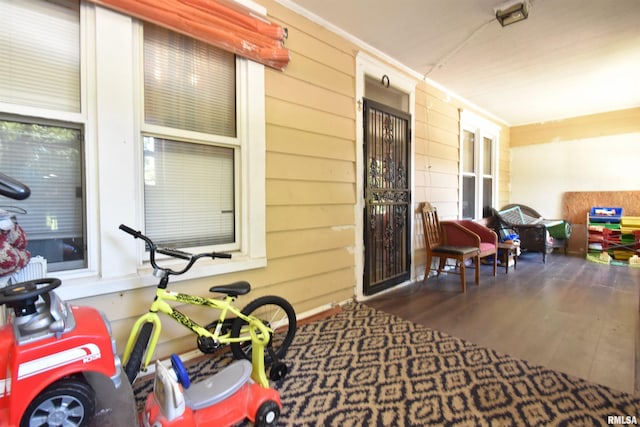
[124,322,153,384]
[230,296,296,363]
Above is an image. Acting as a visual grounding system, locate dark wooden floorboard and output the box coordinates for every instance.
[367,252,640,394]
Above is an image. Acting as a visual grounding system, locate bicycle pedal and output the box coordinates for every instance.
[197,336,220,354]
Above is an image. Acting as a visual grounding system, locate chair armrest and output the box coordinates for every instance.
[454,220,498,245]
[441,221,481,247]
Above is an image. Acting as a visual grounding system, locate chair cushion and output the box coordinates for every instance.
[434,245,478,255]
[479,242,495,253]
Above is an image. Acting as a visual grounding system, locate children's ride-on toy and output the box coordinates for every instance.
[0,277,122,427]
[140,354,281,427]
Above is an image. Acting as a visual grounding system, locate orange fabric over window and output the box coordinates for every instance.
[88,0,290,70]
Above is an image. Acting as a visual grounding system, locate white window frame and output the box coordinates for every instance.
[459,110,500,220]
[19,2,267,301]
[0,0,94,274]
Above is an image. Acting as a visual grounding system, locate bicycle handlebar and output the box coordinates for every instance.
[119,224,232,276]
[157,247,192,260]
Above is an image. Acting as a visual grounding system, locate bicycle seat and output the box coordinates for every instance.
[209,281,251,296]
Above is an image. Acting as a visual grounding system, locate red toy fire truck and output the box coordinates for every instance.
[0,277,122,427]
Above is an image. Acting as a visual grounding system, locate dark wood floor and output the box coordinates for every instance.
[367,252,640,395]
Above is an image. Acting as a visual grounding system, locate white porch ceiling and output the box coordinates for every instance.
[283,0,640,126]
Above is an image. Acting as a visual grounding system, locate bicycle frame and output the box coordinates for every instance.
[122,287,272,387]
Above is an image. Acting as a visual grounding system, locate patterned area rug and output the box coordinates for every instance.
[134,303,640,426]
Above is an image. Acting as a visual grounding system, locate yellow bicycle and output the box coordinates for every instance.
[118,225,296,387]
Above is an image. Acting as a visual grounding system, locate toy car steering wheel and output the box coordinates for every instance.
[170,354,191,389]
[0,278,61,306]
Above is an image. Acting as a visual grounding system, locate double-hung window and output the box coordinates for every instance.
[0,0,86,272]
[460,111,500,220]
[142,23,238,250]
[136,17,267,265]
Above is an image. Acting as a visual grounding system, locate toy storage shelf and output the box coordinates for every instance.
[587,207,640,261]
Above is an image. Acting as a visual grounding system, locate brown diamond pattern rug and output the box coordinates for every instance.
[134,302,640,426]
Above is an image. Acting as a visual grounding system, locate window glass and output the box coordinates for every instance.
[143,23,238,249]
[0,0,80,112]
[144,137,234,247]
[0,119,86,271]
[462,130,475,173]
[483,137,492,175]
[143,23,236,137]
[483,177,493,215]
[462,176,476,219]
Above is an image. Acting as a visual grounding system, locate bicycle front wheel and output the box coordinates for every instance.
[230,296,297,363]
[124,322,153,384]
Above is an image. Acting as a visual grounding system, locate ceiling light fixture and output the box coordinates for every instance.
[494,0,530,27]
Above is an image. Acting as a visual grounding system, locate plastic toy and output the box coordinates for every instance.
[139,354,281,427]
[0,278,123,427]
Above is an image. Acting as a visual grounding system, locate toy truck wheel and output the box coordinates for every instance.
[20,378,96,427]
[254,400,280,427]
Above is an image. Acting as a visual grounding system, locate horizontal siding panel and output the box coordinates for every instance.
[267,180,355,205]
[414,137,427,155]
[274,53,354,97]
[422,81,453,104]
[423,94,459,119]
[283,271,355,312]
[267,152,355,182]
[266,71,354,119]
[74,286,156,323]
[413,122,426,141]
[248,248,355,287]
[253,267,354,305]
[427,187,459,204]
[267,125,355,161]
[268,227,354,259]
[413,152,429,171]
[296,289,354,315]
[425,125,459,147]
[266,97,354,140]
[427,140,458,161]
[428,157,459,174]
[436,203,460,220]
[265,0,355,58]
[424,108,459,133]
[414,152,458,174]
[428,170,459,188]
[267,205,354,232]
[282,27,354,75]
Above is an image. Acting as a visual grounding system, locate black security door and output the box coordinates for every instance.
[363,99,411,295]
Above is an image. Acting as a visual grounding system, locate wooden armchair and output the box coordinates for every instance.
[420,202,480,292]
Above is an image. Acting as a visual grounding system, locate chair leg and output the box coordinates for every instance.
[474,256,480,285]
[492,254,497,276]
[438,258,446,276]
[425,253,433,281]
[459,262,466,293]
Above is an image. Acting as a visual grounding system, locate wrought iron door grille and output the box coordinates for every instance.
[363,99,411,295]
